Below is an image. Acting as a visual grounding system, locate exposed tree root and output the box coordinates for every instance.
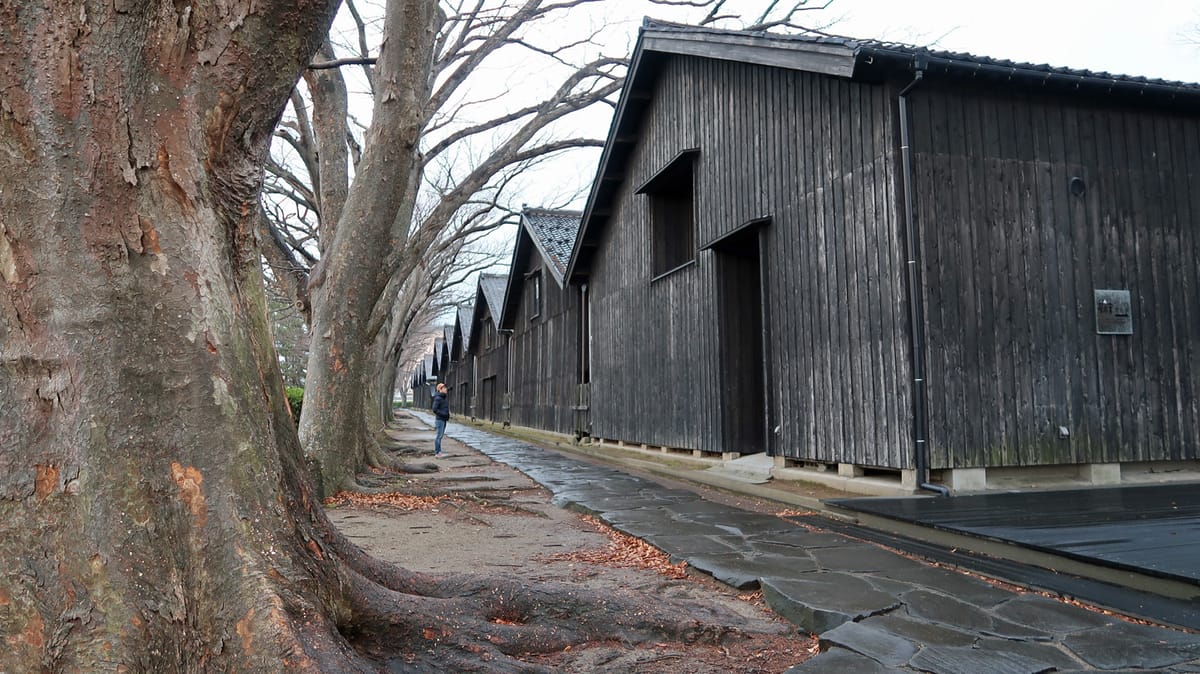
[376,429,431,453]
[382,442,427,457]
[337,553,777,673]
[365,439,439,474]
[438,499,493,525]
[456,491,550,518]
[331,475,404,496]
[395,462,439,473]
[419,474,507,485]
[312,520,791,672]
[307,424,795,671]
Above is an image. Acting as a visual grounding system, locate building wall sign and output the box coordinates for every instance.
[1095,289,1133,335]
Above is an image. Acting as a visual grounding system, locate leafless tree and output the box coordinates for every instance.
[260,0,837,497]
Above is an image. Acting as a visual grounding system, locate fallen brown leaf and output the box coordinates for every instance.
[324,491,448,511]
[541,515,689,579]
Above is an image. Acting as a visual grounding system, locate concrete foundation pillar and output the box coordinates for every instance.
[1080,463,1121,485]
[900,469,919,490]
[945,468,987,493]
[838,463,864,478]
[721,452,741,461]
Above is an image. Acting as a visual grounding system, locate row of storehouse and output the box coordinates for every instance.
[412,19,1200,493]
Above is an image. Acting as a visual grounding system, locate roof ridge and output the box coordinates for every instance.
[639,18,1200,89]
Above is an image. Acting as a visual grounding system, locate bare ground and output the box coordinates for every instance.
[327,415,817,673]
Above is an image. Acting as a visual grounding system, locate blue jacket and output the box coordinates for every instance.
[432,391,450,421]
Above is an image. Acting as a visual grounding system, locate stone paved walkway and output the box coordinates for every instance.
[418,414,1200,673]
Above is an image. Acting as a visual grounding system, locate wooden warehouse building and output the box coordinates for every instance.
[409,354,436,404]
[441,306,475,418]
[500,208,588,436]
[562,20,1200,491]
[462,273,510,424]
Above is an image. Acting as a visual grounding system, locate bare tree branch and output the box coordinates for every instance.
[307,56,378,70]
[344,0,379,94]
[423,56,624,164]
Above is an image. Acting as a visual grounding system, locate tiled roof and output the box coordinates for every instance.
[864,40,1198,90]
[479,273,508,329]
[641,19,1200,90]
[523,209,582,286]
[457,306,473,348]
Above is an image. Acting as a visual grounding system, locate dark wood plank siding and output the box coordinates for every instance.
[442,359,473,417]
[912,84,1200,468]
[468,311,508,423]
[589,56,913,466]
[507,262,582,435]
[589,55,719,450]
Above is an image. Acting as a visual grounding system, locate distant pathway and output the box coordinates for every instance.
[416,414,1200,673]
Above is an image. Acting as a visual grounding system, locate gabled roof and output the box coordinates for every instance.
[423,355,435,380]
[451,305,473,358]
[479,274,507,327]
[498,208,583,330]
[458,306,473,343]
[565,19,1200,283]
[432,338,445,374]
[523,208,582,286]
[434,335,451,372]
[466,273,509,353]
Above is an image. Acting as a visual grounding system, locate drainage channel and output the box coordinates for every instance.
[809,507,1200,632]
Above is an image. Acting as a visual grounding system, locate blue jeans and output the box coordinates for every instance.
[434,418,447,455]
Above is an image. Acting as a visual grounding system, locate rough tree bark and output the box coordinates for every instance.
[0,0,351,668]
[0,1,776,671]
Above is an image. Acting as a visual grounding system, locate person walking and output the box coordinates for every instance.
[431,383,450,457]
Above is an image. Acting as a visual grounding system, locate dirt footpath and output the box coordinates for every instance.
[327,415,815,673]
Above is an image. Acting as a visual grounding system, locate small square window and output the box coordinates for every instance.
[638,150,698,277]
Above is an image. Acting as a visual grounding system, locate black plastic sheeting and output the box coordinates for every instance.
[828,483,1200,585]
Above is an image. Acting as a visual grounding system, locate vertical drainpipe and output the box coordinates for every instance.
[898,67,950,497]
[580,283,589,384]
[502,328,514,427]
[580,282,591,440]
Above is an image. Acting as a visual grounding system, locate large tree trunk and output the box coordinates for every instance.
[375,271,430,427]
[298,0,437,498]
[0,1,350,668]
[377,343,401,425]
